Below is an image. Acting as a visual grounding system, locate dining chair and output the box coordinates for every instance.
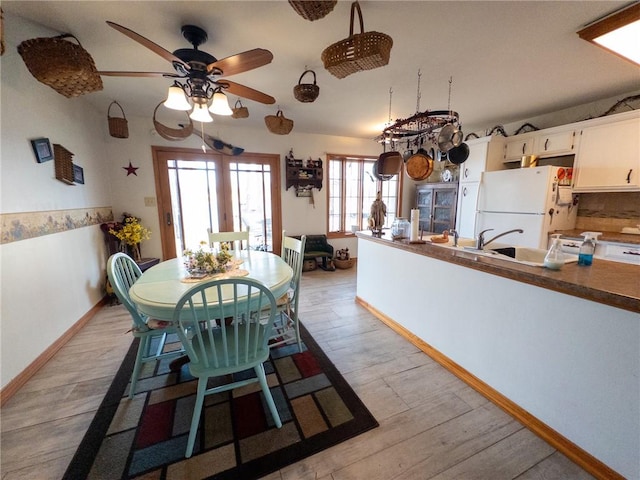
[173,277,282,458]
[269,232,306,352]
[207,226,250,252]
[107,253,183,398]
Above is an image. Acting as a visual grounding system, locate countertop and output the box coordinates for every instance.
[554,229,640,245]
[356,231,640,313]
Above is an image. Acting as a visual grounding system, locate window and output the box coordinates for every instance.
[327,154,401,235]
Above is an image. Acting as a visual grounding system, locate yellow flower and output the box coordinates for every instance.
[109,217,151,246]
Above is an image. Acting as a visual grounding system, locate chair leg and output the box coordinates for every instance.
[153,331,168,357]
[185,376,208,458]
[129,336,149,399]
[255,364,282,428]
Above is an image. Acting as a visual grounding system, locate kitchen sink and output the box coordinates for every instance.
[482,245,578,267]
[429,238,578,267]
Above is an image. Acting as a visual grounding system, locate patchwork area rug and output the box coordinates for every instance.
[64,324,378,480]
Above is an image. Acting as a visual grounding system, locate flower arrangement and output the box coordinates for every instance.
[109,214,151,246]
[184,241,234,274]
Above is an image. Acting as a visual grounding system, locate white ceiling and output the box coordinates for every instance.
[4,1,639,139]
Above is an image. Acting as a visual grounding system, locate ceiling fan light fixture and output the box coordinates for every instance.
[578,3,640,66]
[209,90,233,116]
[164,83,192,111]
[190,102,214,122]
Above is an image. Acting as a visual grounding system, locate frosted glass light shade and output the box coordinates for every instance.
[190,103,213,122]
[164,85,191,111]
[209,92,233,116]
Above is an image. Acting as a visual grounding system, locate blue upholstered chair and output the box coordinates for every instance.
[269,233,306,352]
[107,253,183,399]
[172,277,282,458]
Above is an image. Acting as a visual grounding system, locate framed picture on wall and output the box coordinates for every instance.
[31,138,54,163]
[73,164,84,184]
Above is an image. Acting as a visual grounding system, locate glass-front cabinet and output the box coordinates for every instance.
[416,183,458,234]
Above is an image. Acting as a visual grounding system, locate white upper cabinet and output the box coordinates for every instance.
[537,129,577,156]
[573,112,640,192]
[504,134,535,161]
[460,135,505,182]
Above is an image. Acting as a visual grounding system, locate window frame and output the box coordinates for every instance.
[325,153,403,239]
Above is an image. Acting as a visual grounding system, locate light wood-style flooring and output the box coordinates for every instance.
[1,266,595,479]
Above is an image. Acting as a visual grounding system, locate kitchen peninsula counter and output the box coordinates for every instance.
[355,231,639,479]
[356,231,639,313]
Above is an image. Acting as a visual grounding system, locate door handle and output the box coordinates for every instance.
[166,212,172,226]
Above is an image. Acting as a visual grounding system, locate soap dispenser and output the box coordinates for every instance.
[578,232,601,266]
[544,234,565,270]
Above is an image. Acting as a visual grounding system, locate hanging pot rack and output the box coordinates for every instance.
[376,109,460,142]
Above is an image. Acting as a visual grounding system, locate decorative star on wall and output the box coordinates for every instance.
[123,161,139,176]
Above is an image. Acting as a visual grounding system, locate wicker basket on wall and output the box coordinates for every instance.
[288,0,337,21]
[321,1,393,79]
[17,34,103,97]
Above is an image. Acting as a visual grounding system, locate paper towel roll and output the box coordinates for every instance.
[410,209,420,241]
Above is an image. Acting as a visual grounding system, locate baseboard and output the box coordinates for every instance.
[355,295,624,480]
[0,296,109,406]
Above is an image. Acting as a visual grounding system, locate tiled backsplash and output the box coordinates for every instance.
[575,192,640,232]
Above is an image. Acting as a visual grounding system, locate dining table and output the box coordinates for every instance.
[129,250,293,321]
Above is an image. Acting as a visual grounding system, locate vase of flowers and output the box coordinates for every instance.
[183,241,234,275]
[109,213,151,263]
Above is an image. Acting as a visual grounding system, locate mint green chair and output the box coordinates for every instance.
[269,233,306,352]
[107,253,183,399]
[173,277,282,458]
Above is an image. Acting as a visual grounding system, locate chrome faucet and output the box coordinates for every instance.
[476,228,524,249]
[447,229,459,247]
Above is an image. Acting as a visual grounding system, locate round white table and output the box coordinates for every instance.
[129,250,293,321]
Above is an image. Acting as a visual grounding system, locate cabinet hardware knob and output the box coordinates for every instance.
[544,139,549,150]
[463,187,468,196]
[627,169,633,184]
[464,168,469,178]
[522,143,526,154]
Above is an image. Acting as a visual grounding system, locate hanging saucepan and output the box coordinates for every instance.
[437,124,463,153]
[406,144,434,181]
[376,150,402,180]
[403,139,414,162]
[448,142,470,165]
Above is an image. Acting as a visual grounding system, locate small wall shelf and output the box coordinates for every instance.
[285,149,323,193]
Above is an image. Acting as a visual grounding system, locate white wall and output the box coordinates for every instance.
[1,15,113,388]
[104,118,380,260]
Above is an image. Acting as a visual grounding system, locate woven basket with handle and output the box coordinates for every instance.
[321,1,393,79]
[231,99,249,119]
[153,103,193,140]
[265,110,294,135]
[288,0,337,21]
[107,101,129,139]
[293,69,320,103]
[17,34,103,98]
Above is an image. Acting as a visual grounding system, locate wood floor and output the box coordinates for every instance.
[1,266,595,480]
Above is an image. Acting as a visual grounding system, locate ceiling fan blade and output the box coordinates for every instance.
[106,21,188,68]
[98,71,178,78]
[207,48,273,76]
[219,80,276,104]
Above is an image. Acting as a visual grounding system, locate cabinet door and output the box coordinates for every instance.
[504,134,535,161]
[537,130,576,156]
[432,187,457,234]
[573,117,640,191]
[461,141,488,183]
[416,187,434,232]
[455,182,479,239]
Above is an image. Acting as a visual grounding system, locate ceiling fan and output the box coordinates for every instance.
[98,21,275,121]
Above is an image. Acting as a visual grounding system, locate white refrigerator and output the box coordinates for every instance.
[476,166,577,249]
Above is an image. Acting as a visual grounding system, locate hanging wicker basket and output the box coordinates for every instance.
[107,101,129,139]
[17,34,103,97]
[153,102,193,140]
[265,109,294,135]
[231,99,249,119]
[288,0,337,21]
[293,69,320,103]
[321,1,393,79]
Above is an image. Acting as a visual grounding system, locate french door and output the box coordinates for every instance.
[152,147,282,259]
